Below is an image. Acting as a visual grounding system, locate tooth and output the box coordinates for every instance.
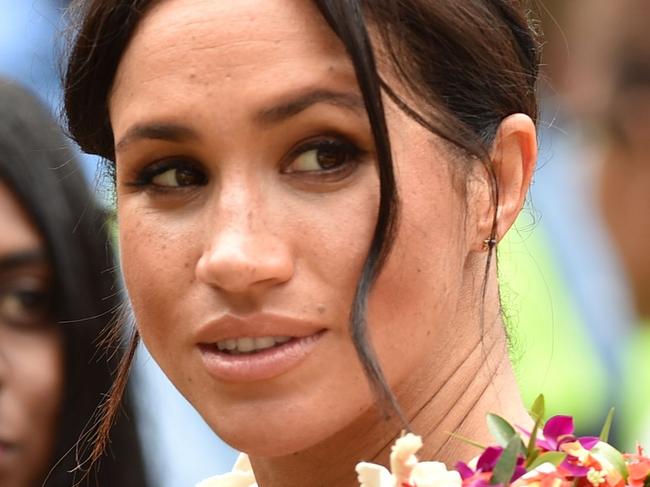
[217,341,227,351]
[237,337,255,353]
[254,337,275,350]
[274,336,291,344]
[225,339,237,350]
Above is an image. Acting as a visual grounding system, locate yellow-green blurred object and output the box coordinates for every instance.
[499,214,608,433]
[620,319,650,450]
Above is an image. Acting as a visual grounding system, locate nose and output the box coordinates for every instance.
[196,222,294,296]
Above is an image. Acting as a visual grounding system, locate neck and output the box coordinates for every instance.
[249,321,528,487]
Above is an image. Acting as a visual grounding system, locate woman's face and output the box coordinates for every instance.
[111,0,483,456]
[0,182,63,487]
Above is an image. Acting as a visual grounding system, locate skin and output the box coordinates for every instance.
[566,0,650,318]
[109,0,537,484]
[0,182,63,487]
[599,100,650,318]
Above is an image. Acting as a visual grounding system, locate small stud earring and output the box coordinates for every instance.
[482,238,497,251]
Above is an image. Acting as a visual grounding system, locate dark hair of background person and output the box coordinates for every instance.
[0,79,149,487]
[62,0,541,467]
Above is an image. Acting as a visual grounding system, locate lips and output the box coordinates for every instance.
[0,439,18,466]
[195,313,327,382]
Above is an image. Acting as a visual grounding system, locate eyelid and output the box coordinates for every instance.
[281,134,365,171]
[127,156,206,187]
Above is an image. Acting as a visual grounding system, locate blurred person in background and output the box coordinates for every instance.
[507,0,650,447]
[564,0,650,448]
[500,0,635,438]
[2,2,237,484]
[0,79,148,486]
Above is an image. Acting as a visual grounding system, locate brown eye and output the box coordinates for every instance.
[151,167,206,187]
[0,285,51,328]
[287,139,362,173]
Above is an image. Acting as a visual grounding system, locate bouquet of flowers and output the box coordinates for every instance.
[357,395,650,487]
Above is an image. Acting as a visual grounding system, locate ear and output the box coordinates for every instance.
[474,114,537,250]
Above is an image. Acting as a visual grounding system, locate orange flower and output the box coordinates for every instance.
[624,445,650,487]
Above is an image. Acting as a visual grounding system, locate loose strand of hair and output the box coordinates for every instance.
[72,311,140,484]
[315,0,406,427]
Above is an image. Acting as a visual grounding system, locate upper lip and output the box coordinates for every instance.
[195,312,327,344]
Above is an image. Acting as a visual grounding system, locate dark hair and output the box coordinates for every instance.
[0,79,148,487]
[63,0,540,462]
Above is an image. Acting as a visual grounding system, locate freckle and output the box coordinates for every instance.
[184,262,189,269]
[317,304,326,315]
[161,244,167,251]
[426,330,431,336]
[416,268,422,273]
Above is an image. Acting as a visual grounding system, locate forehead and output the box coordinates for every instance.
[0,182,42,255]
[110,0,357,125]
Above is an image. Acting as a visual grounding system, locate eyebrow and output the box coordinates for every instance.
[115,123,198,154]
[114,89,366,154]
[254,89,366,125]
[0,249,48,273]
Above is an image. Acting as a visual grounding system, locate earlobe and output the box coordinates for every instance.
[475,113,537,250]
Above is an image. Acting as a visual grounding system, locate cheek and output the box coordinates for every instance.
[13,331,64,427]
[118,207,200,349]
[1,329,64,483]
[367,137,469,388]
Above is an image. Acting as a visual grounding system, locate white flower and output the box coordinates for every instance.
[355,433,461,487]
[196,454,257,487]
[356,462,394,487]
[411,462,462,487]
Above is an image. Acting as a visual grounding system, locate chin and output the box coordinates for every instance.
[211,415,328,457]
[200,394,371,458]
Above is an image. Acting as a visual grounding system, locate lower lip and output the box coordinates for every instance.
[198,331,326,382]
[0,441,17,466]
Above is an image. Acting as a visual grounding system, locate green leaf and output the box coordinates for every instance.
[526,416,543,463]
[525,449,540,468]
[446,431,487,450]
[490,436,521,485]
[527,451,567,471]
[599,407,615,442]
[591,442,628,481]
[529,394,545,422]
[525,395,546,465]
[643,473,650,487]
[488,413,518,447]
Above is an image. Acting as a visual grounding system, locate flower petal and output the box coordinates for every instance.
[578,436,600,450]
[355,462,393,487]
[477,446,503,472]
[543,416,575,448]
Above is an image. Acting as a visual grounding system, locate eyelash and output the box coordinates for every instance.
[126,135,367,191]
[127,158,207,190]
[282,136,367,178]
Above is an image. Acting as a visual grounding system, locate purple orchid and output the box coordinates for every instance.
[523,415,599,453]
[524,415,601,478]
[455,446,526,486]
